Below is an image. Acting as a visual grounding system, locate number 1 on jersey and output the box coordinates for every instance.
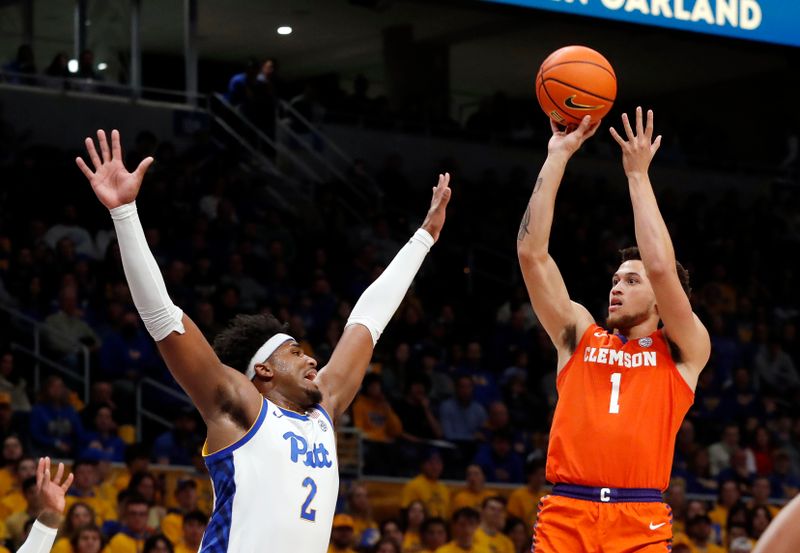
[300,477,317,522]
[609,372,621,414]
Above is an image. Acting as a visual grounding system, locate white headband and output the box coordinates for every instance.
[245,333,295,380]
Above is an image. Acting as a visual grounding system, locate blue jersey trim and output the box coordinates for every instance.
[277,406,310,420]
[203,398,267,463]
[316,404,334,428]
[199,454,236,552]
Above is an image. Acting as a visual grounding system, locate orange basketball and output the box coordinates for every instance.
[535,45,617,127]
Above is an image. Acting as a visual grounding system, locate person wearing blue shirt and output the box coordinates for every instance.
[81,405,127,462]
[439,376,487,441]
[29,375,84,457]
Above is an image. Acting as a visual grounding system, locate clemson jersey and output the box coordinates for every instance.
[546,324,694,491]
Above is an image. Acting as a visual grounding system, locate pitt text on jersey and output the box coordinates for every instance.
[283,431,333,468]
[583,347,657,368]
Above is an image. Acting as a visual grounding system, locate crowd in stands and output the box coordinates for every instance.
[1,45,108,93]
[1,46,800,550]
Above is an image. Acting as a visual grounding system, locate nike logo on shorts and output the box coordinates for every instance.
[649,522,666,530]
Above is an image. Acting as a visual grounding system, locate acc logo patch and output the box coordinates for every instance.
[310,410,328,432]
[638,337,653,348]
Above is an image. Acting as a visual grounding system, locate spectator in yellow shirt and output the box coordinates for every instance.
[401,500,425,552]
[473,496,514,553]
[374,537,402,553]
[160,479,199,545]
[504,517,531,553]
[347,483,380,549]
[0,435,24,496]
[749,505,773,542]
[379,519,405,549]
[708,479,740,538]
[352,374,403,442]
[5,475,38,546]
[419,517,448,553]
[0,457,36,518]
[105,494,153,553]
[747,477,781,518]
[69,525,106,553]
[506,459,547,528]
[65,460,116,524]
[328,514,358,553]
[402,451,450,519]
[435,507,479,553]
[127,472,166,530]
[672,515,725,553]
[52,502,95,553]
[172,510,206,553]
[452,465,493,513]
[142,535,173,553]
[110,445,151,498]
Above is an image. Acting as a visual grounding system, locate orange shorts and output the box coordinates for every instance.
[533,494,674,553]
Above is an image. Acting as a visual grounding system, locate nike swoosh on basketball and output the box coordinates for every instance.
[564,95,604,111]
[649,522,666,530]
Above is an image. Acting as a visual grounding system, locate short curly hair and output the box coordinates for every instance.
[619,246,691,297]
[213,313,288,374]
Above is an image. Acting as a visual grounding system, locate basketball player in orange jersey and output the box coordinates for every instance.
[516,107,711,552]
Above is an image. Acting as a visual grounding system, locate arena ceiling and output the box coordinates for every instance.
[0,0,793,102]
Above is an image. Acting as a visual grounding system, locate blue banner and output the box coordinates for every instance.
[483,0,800,48]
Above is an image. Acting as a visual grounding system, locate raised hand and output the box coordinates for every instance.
[547,115,601,160]
[35,457,73,527]
[420,173,452,243]
[75,129,154,210]
[609,107,662,177]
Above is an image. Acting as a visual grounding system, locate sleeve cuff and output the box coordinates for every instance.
[109,201,137,220]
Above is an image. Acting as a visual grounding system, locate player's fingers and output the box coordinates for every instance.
[635,106,644,137]
[577,115,592,135]
[54,462,64,484]
[585,120,601,139]
[111,129,123,161]
[85,137,102,170]
[35,457,44,485]
[133,156,154,180]
[97,129,111,163]
[550,119,560,135]
[652,135,662,155]
[61,472,74,492]
[608,127,626,147]
[645,109,654,140]
[75,157,94,180]
[443,172,450,187]
[622,113,635,141]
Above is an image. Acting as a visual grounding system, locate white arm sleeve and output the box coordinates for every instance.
[16,520,57,553]
[346,228,434,345]
[109,202,185,341]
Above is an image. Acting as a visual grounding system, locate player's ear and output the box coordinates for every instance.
[253,363,274,381]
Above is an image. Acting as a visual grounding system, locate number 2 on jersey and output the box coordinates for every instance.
[609,372,621,414]
[300,477,317,521]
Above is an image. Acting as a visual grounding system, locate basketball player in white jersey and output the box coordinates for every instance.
[76,130,452,552]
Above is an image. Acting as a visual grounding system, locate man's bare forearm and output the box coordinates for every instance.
[517,154,568,260]
[628,173,675,274]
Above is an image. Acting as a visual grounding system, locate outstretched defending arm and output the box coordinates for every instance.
[76,131,261,441]
[16,457,73,553]
[315,174,452,420]
[517,117,598,370]
[610,108,710,386]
